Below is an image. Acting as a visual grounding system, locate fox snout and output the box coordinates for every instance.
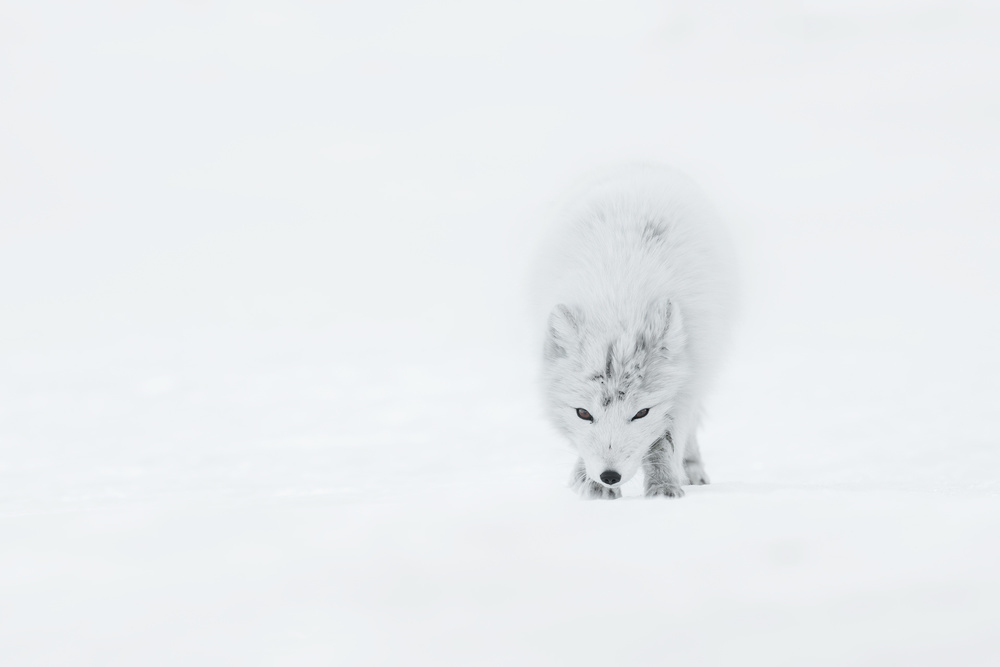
[599,470,621,486]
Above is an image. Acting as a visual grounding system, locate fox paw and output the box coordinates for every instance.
[645,483,685,498]
[684,461,710,486]
[573,479,622,500]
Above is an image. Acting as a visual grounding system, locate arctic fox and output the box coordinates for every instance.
[534,164,736,499]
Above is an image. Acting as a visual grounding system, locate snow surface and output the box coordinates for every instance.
[2,1,1000,665]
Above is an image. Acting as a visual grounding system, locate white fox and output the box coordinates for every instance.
[534,164,736,499]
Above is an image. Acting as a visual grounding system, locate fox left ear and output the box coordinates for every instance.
[545,304,582,361]
[640,300,685,358]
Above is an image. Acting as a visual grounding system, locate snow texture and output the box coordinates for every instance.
[2,1,999,665]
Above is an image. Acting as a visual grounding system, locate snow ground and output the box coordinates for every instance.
[2,1,1000,665]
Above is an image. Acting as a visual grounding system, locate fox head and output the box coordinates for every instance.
[543,300,690,489]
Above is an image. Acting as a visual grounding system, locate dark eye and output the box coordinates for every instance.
[576,408,593,421]
[632,408,650,421]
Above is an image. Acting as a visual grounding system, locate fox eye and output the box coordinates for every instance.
[576,408,593,422]
[632,408,650,421]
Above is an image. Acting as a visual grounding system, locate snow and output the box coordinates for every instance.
[2,1,1000,665]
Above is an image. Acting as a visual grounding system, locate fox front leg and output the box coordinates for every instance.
[570,458,621,500]
[643,434,685,498]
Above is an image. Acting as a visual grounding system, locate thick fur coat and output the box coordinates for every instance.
[533,164,736,498]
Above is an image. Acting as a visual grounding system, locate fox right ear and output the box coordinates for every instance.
[641,299,685,359]
[545,304,582,360]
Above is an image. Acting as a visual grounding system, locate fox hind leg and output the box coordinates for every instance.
[683,432,710,486]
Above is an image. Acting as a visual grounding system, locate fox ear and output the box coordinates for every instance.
[640,300,685,358]
[545,304,582,361]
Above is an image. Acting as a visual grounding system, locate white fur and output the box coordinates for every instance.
[533,163,736,498]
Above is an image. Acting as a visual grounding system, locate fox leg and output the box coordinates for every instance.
[683,431,711,486]
[643,433,685,498]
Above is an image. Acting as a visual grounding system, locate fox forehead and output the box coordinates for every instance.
[572,340,650,408]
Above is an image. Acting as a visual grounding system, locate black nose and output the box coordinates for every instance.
[600,470,621,485]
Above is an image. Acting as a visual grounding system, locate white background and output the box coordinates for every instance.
[2,1,999,664]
